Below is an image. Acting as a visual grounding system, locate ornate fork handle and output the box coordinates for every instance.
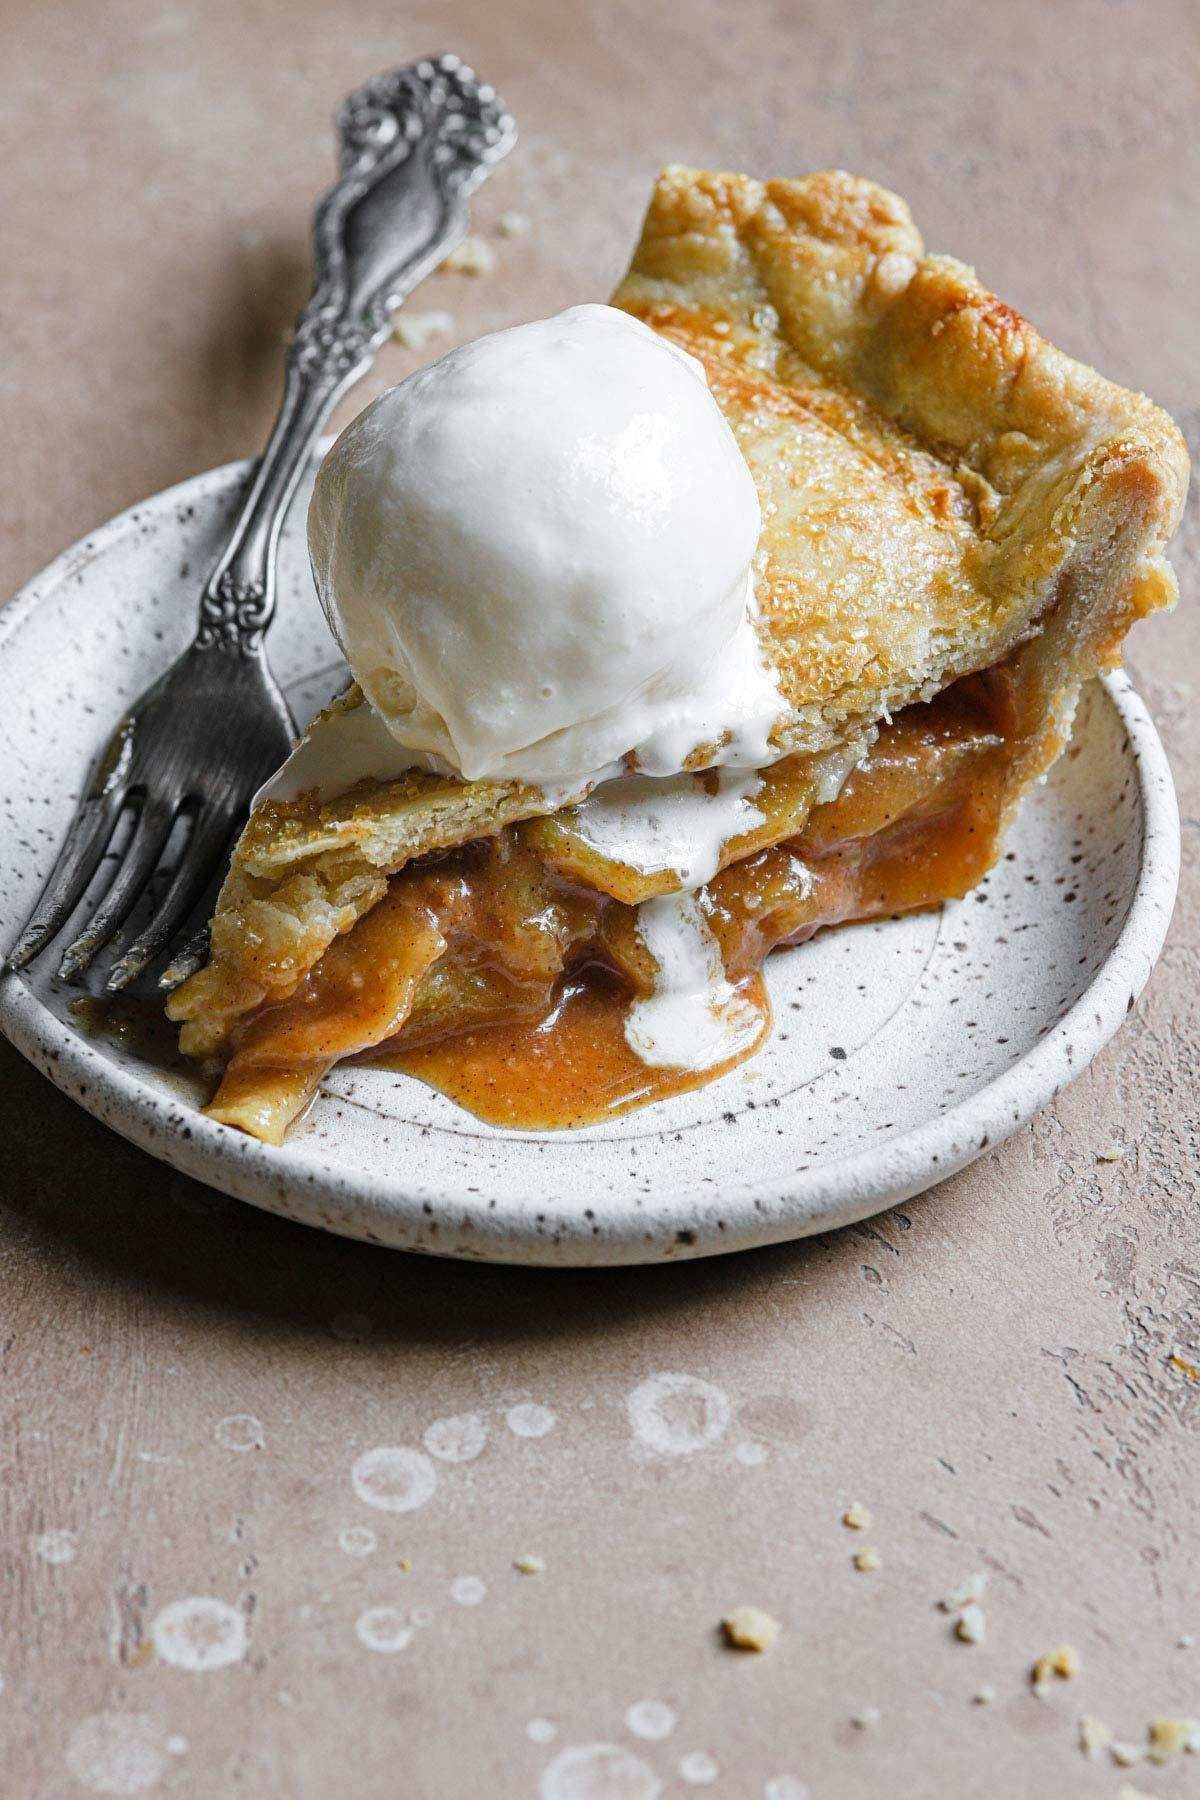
[197,54,515,654]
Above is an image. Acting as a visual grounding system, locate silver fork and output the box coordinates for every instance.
[6,54,514,993]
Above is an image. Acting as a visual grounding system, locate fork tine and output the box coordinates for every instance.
[157,922,213,992]
[6,786,129,972]
[58,800,178,983]
[106,806,239,992]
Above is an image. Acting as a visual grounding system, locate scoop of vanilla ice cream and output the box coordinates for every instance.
[307,303,779,785]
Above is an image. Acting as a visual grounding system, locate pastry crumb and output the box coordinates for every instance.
[972,1685,996,1706]
[441,236,497,275]
[853,1546,882,1573]
[940,1571,989,1612]
[842,1502,871,1530]
[514,1554,545,1575]
[398,1557,411,1572]
[1148,1716,1189,1763]
[1169,1352,1200,1381]
[722,1606,782,1652]
[1032,1644,1080,1684]
[851,1706,881,1730]
[496,210,531,237]
[1079,1716,1114,1758]
[1111,1741,1144,1767]
[955,1604,986,1644]
[394,309,455,351]
[1096,1143,1124,1162]
[1115,1787,1155,1800]
[1177,1633,1196,1648]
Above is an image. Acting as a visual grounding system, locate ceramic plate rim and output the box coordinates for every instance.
[0,459,1182,1266]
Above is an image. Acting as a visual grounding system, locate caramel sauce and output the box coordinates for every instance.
[71,993,184,1062]
[367,967,769,1130]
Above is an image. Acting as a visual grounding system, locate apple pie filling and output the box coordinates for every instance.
[201,676,1027,1140]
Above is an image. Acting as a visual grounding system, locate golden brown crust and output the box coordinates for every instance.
[168,164,1188,1057]
[615,166,1187,744]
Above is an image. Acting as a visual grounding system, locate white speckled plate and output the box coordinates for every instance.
[0,457,1181,1265]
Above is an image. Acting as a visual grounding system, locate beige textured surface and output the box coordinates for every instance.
[1,1,1197,1795]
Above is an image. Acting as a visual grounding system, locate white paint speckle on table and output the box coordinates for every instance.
[30,1528,76,1565]
[151,1598,247,1672]
[337,1525,378,1557]
[625,1700,677,1741]
[65,1713,168,1795]
[541,1742,662,1800]
[679,1750,720,1784]
[736,1440,768,1467]
[764,1779,810,1800]
[527,1719,558,1745]
[506,1402,558,1438]
[351,1445,438,1512]
[626,1373,731,1455]
[450,1576,488,1606]
[355,1606,415,1654]
[423,1412,488,1463]
[213,1413,264,1452]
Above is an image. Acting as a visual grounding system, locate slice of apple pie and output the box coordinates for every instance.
[166,166,1188,1143]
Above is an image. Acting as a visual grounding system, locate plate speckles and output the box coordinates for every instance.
[0,456,1180,1266]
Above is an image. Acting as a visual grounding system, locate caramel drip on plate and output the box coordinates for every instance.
[369,968,770,1131]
